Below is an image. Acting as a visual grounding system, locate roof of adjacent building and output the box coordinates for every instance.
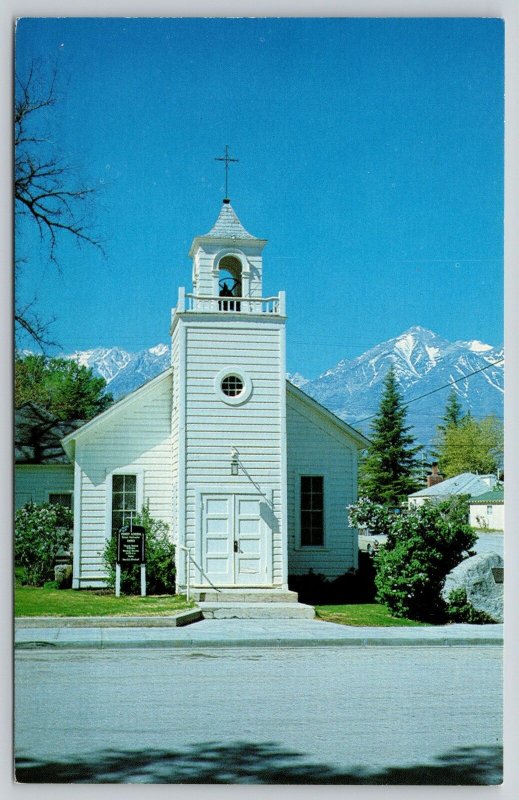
[203,201,256,240]
[409,472,498,499]
[15,402,85,464]
[469,486,504,504]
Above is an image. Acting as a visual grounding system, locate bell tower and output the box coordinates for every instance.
[171,198,287,595]
[189,198,267,306]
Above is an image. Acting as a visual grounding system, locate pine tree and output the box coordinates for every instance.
[439,388,464,431]
[359,366,421,505]
[431,388,464,464]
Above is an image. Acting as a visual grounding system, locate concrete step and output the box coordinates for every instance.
[192,589,299,604]
[198,602,315,620]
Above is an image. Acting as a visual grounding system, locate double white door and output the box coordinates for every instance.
[201,494,270,585]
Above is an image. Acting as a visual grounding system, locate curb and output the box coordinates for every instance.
[15,634,503,651]
[15,609,203,628]
[15,637,503,651]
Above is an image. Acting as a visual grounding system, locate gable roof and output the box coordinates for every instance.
[60,368,368,461]
[61,367,173,458]
[286,380,370,449]
[409,472,497,499]
[469,486,504,504]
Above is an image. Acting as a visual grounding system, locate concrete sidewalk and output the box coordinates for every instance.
[15,615,504,650]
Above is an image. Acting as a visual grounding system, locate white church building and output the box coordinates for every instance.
[61,200,368,597]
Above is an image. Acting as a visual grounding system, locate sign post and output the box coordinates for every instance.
[115,525,147,597]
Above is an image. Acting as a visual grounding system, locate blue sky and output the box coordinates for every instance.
[15,17,504,378]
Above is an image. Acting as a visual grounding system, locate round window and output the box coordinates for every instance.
[221,374,244,397]
[214,368,253,405]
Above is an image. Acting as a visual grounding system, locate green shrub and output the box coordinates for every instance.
[103,506,176,595]
[446,588,496,624]
[373,497,477,622]
[15,502,73,586]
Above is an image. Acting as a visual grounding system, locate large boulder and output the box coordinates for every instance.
[442,552,503,622]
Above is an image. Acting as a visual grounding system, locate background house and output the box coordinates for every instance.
[15,403,78,511]
[469,486,504,530]
[408,472,498,508]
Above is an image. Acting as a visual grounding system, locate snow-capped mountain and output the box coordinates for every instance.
[66,347,133,383]
[66,344,171,400]
[300,326,503,446]
[66,326,503,447]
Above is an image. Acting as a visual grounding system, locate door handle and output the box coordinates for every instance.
[234,540,239,553]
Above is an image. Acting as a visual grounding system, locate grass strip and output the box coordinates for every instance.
[315,603,427,627]
[15,585,193,617]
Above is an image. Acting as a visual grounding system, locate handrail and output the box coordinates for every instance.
[178,545,220,602]
[185,293,280,303]
[183,293,282,315]
[174,287,286,316]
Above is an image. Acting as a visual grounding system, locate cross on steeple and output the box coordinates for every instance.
[214,145,239,201]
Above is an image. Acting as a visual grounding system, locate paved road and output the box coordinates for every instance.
[15,645,502,784]
[474,532,503,557]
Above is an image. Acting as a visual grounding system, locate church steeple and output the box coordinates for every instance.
[188,202,267,301]
[169,195,287,595]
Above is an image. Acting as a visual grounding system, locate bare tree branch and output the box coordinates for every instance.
[15,64,104,347]
[14,295,58,351]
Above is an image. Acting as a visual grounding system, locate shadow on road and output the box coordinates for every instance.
[15,741,503,784]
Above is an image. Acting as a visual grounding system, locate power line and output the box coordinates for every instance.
[354,358,504,425]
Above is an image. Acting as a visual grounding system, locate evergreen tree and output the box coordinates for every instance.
[431,388,465,462]
[359,367,421,505]
[440,388,464,430]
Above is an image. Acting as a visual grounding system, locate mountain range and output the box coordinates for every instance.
[66,326,504,448]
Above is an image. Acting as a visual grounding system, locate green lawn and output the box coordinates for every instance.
[315,603,427,627]
[15,585,194,617]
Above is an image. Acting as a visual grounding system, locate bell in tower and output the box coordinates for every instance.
[218,254,242,311]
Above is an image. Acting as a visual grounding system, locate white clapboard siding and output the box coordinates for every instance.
[73,372,173,586]
[286,390,359,579]
[15,464,74,509]
[178,316,286,585]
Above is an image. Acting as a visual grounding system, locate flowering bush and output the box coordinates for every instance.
[373,497,477,621]
[104,505,176,595]
[15,502,73,586]
[347,497,397,535]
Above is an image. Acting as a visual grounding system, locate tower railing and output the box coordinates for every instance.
[176,288,285,316]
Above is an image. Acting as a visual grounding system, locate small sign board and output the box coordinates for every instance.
[491,567,504,585]
[117,525,146,564]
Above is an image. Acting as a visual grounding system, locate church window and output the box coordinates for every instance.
[300,475,324,546]
[111,474,137,533]
[221,374,244,397]
[215,367,252,405]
